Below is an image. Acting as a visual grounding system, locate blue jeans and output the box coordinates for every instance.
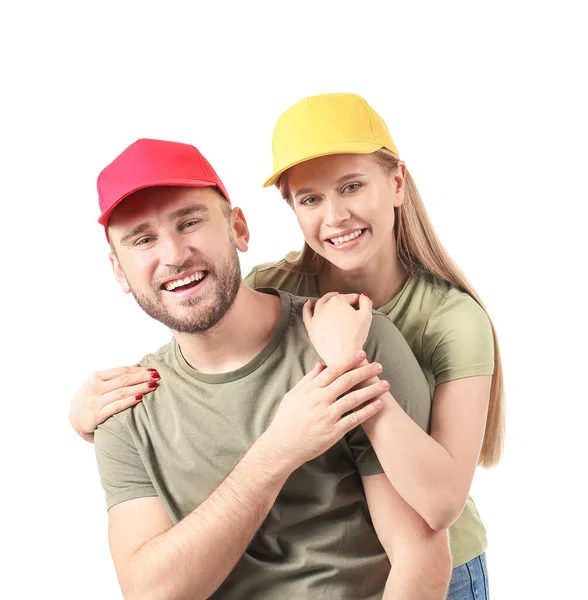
[446,553,489,600]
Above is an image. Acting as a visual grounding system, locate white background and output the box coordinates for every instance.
[1,1,586,598]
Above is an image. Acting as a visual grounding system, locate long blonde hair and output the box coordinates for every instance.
[277,148,504,467]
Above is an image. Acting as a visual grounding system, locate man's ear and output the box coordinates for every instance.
[391,160,407,208]
[109,251,131,294]
[230,207,250,252]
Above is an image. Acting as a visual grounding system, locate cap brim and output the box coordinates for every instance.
[98,178,216,226]
[262,141,384,188]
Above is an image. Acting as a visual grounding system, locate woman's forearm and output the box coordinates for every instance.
[363,398,470,530]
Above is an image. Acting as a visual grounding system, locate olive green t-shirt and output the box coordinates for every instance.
[245,263,495,568]
[95,289,432,600]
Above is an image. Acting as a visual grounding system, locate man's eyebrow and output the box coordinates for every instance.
[119,205,210,245]
[120,223,150,245]
[292,173,367,199]
[168,204,210,220]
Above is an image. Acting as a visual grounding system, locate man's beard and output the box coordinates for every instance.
[130,245,242,334]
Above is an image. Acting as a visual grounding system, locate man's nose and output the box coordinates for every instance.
[160,233,192,266]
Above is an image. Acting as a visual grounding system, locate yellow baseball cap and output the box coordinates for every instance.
[263,93,399,188]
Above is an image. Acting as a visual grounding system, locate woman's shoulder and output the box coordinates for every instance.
[411,271,487,321]
[414,272,494,383]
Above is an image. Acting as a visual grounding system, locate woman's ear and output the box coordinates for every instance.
[392,160,407,207]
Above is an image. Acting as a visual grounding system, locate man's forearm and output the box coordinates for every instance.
[122,436,291,600]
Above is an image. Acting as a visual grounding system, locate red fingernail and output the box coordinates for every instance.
[148,382,158,389]
[148,368,157,372]
[362,292,370,298]
[151,372,160,379]
[135,394,143,400]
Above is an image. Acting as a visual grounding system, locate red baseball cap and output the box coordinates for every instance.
[97,138,231,226]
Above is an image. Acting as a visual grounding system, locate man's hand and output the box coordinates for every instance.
[302,293,373,367]
[261,350,388,471]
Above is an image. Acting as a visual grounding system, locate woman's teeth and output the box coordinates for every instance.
[329,229,364,246]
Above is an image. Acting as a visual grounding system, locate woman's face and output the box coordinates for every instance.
[287,153,405,273]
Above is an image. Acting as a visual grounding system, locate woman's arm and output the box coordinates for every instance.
[363,376,491,530]
[303,293,491,530]
[69,365,159,442]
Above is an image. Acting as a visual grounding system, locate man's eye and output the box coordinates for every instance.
[135,236,154,246]
[181,220,199,229]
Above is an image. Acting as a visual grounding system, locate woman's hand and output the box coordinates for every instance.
[302,292,373,367]
[69,365,160,442]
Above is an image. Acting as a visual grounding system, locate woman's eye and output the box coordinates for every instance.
[301,196,320,207]
[343,182,361,193]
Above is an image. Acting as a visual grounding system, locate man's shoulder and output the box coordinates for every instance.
[369,309,406,343]
[137,339,176,370]
[245,259,306,295]
[97,340,177,431]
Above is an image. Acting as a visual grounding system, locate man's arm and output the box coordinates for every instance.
[362,474,452,600]
[109,437,289,600]
[103,354,387,600]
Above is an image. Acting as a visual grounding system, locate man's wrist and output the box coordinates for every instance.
[247,434,297,488]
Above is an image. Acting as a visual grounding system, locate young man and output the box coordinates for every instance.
[93,138,451,599]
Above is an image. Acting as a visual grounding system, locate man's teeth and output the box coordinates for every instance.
[165,273,204,291]
[329,229,363,246]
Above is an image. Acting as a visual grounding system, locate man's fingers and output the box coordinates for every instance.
[331,380,389,419]
[323,361,383,399]
[298,362,325,386]
[338,398,384,433]
[314,351,367,388]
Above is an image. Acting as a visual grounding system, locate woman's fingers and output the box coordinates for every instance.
[357,292,373,313]
[95,365,145,381]
[302,299,314,332]
[314,291,340,311]
[94,378,158,412]
[96,392,145,423]
[96,367,159,396]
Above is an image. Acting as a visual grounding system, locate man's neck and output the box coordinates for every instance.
[173,285,282,374]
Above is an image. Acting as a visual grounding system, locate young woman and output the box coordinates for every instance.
[71,93,503,599]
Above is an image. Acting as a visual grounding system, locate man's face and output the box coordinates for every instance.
[108,186,248,334]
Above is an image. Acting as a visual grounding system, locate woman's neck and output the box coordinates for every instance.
[317,246,409,309]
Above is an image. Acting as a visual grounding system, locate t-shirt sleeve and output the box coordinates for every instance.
[346,426,384,476]
[423,294,495,387]
[366,312,432,433]
[243,268,257,289]
[94,413,157,510]
[351,313,432,475]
